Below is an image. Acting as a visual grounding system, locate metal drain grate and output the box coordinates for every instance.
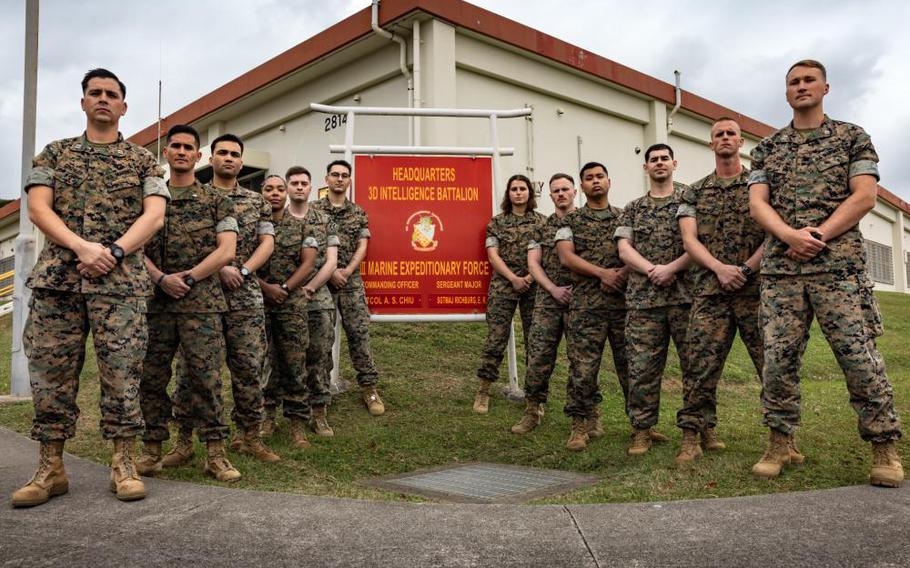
[362,462,598,503]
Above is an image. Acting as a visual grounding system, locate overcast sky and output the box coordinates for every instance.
[2,0,908,201]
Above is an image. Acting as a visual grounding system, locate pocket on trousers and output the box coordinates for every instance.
[856,275,884,338]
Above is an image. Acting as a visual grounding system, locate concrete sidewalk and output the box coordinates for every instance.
[0,426,907,568]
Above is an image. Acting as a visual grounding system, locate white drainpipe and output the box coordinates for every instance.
[667,70,681,135]
[371,0,414,145]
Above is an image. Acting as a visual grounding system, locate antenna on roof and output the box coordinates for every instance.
[156,38,162,163]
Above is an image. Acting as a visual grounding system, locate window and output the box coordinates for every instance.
[864,240,894,285]
[0,255,13,302]
[906,251,910,287]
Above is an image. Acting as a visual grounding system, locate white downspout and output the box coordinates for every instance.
[371,0,414,145]
[667,70,681,135]
[413,20,421,146]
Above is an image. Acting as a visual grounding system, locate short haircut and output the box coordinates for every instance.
[712,116,740,128]
[262,174,286,186]
[787,59,827,81]
[285,165,311,181]
[166,124,200,149]
[210,133,244,155]
[82,68,126,98]
[500,174,537,213]
[549,172,575,186]
[579,161,608,179]
[326,159,352,175]
[644,143,674,162]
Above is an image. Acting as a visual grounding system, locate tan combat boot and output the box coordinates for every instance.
[110,438,146,501]
[229,427,246,452]
[650,429,671,443]
[788,435,806,464]
[11,440,69,508]
[260,407,277,438]
[161,427,195,467]
[289,418,312,449]
[135,441,163,476]
[566,416,589,452]
[628,427,652,456]
[238,429,281,463]
[311,405,335,437]
[204,440,241,482]
[700,427,726,451]
[510,399,542,435]
[361,385,385,416]
[587,406,604,439]
[473,379,492,414]
[870,441,904,488]
[674,429,704,466]
[751,429,791,479]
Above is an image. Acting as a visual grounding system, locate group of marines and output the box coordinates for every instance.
[11,68,383,507]
[8,58,905,508]
[475,59,903,487]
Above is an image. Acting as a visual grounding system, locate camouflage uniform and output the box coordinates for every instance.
[522,213,573,403]
[22,133,169,441]
[259,208,319,420]
[173,184,274,433]
[615,184,693,430]
[303,209,340,408]
[555,205,627,419]
[477,210,547,383]
[674,170,765,432]
[140,180,237,442]
[749,116,901,442]
[313,197,378,387]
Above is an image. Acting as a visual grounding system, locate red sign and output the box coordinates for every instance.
[355,155,493,315]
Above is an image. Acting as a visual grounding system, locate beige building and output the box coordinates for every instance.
[119,0,906,294]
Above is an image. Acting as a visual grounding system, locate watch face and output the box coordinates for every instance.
[240,267,250,277]
[184,276,195,287]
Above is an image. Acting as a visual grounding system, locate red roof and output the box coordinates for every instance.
[0,199,20,222]
[127,0,908,216]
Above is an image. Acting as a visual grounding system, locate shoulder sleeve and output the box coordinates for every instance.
[138,147,169,200]
[25,143,59,191]
[676,184,698,218]
[327,220,340,247]
[554,226,573,242]
[357,208,371,240]
[748,138,771,187]
[485,216,499,248]
[215,195,239,233]
[614,205,634,241]
[257,196,275,236]
[848,126,880,180]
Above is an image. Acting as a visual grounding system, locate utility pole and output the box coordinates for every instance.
[11,0,39,397]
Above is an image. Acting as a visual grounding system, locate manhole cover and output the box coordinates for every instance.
[361,462,598,503]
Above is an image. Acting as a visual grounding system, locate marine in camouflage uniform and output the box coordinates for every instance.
[172,183,274,436]
[302,208,340,411]
[522,213,574,404]
[675,168,765,434]
[749,116,901,444]
[313,195,379,388]
[555,205,628,420]
[259,207,318,422]
[616,181,693,437]
[141,179,237,444]
[477,209,547,386]
[23,133,168,443]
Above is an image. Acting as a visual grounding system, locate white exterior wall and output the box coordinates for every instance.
[131,14,910,294]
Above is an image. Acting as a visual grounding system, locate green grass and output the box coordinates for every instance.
[1,291,909,504]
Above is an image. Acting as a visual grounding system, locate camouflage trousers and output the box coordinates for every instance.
[262,311,310,420]
[676,294,763,432]
[477,287,536,382]
[174,308,267,431]
[760,273,901,442]
[332,278,379,386]
[24,289,147,441]
[140,312,228,442]
[626,304,692,429]
[306,309,335,408]
[523,306,569,403]
[564,307,628,419]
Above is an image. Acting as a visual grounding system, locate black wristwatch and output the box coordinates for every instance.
[183,274,196,288]
[739,264,754,278]
[280,283,290,292]
[107,243,125,264]
[240,266,251,280]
